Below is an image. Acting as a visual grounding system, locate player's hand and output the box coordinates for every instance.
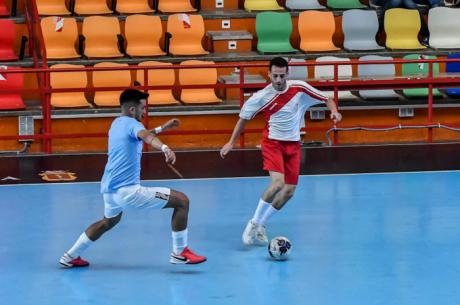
[163,118,180,130]
[164,147,176,164]
[330,112,342,124]
[220,142,233,159]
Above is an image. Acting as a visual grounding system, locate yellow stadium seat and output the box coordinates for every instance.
[82,16,124,58]
[116,0,153,13]
[125,15,165,57]
[93,62,131,107]
[179,60,222,104]
[137,61,180,106]
[50,64,90,108]
[158,0,196,13]
[244,0,283,11]
[41,17,80,59]
[384,8,425,50]
[166,14,208,56]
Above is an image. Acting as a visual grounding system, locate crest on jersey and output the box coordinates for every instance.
[39,170,77,182]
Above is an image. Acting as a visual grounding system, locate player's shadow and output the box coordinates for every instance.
[168,269,204,275]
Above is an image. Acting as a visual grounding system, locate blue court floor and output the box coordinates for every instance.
[1,171,460,305]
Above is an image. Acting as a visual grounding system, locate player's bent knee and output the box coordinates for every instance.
[105,212,122,229]
[167,190,189,210]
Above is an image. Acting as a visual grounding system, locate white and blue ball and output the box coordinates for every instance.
[268,236,292,261]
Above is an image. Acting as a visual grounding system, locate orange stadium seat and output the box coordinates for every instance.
[179,60,222,104]
[166,14,208,56]
[298,11,339,52]
[36,0,71,15]
[136,61,179,105]
[125,15,165,57]
[50,64,90,108]
[41,17,80,59]
[158,0,196,13]
[82,16,124,58]
[93,62,131,107]
[73,0,112,15]
[0,67,25,110]
[116,0,153,13]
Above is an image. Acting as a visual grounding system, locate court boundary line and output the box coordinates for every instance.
[1,169,460,187]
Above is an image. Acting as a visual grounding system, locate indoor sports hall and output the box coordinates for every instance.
[2,0,460,304]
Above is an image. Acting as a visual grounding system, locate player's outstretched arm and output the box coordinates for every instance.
[137,129,176,164]
[325,98,342,124]
[149,118,180,135]
[220,118,248,159]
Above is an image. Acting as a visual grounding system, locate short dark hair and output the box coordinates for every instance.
[119,89,149,106]
[269,57,288,71]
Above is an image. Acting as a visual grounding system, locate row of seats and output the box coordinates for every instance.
[40,14,206,59]
[0,60,222,110]
[245,0,367,11]
[3,54,460,111]
[259,8,460,53]
[36,0,196,15]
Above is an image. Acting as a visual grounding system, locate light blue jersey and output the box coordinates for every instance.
[101,116,145,193]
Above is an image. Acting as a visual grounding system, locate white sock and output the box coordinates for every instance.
[172,228,188,255]
[259,205,278,226]
[252,199,271,226]
[67,232,93,258]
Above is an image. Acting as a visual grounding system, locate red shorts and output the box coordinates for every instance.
[261,138,301,185]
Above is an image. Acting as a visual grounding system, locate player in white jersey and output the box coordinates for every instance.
[220,57,342,246]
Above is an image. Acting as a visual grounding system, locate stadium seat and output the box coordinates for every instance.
[0,20,27,61]
[73,0,112,15]
[125,15,165,57]
[444,53,460,97]
[116,0,153,13]
[82,16,124,58]
[428,7,460,49]
[36,0,71,15]
[244,0,283,11]
[179,60,222,104]
[166,14,208,56]
[357,55,399,99]
[402,54,441,98]
[93,62,131,107]
[41,17,80,59]
[50,64,90,108]
[136,61,179,105]
[298,11,339,52]
[286,0,325,9]
[385,8,425,50]
[0,67,25,110]
[287,58,308,80]
[314,56,356,100]
[0,0,8,16]
[327,0,366,9]
[256,12,297,54]
[158,0,196,13]
[342,9,384,51]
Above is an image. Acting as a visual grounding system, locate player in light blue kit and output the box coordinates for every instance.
[59,89,206,267]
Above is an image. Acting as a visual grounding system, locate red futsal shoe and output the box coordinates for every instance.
[170,247,207,264]
[59,253,90,268]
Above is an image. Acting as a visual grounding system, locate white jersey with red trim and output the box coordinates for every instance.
[239,80,328,141]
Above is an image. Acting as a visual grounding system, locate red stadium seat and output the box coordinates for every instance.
[0,20,18,60]
[0,0,9,16]
[0,67,25,110]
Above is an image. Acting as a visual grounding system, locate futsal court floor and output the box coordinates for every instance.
[1,171,460,305]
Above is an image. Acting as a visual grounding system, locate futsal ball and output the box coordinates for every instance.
[268,236,292,261]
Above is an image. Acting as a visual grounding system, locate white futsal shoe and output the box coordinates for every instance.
[254,225,268,246]
[242,219,257,245]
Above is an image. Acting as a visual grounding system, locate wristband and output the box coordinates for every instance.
[161,144,169,153]
[154,126,163,134]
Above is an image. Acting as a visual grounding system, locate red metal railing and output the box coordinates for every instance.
[1,57,460,153]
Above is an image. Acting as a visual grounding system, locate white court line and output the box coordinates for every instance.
[1,169,460,187]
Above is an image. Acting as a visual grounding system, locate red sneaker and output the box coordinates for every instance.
[59,253,90,268]
[170,247,207,264]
